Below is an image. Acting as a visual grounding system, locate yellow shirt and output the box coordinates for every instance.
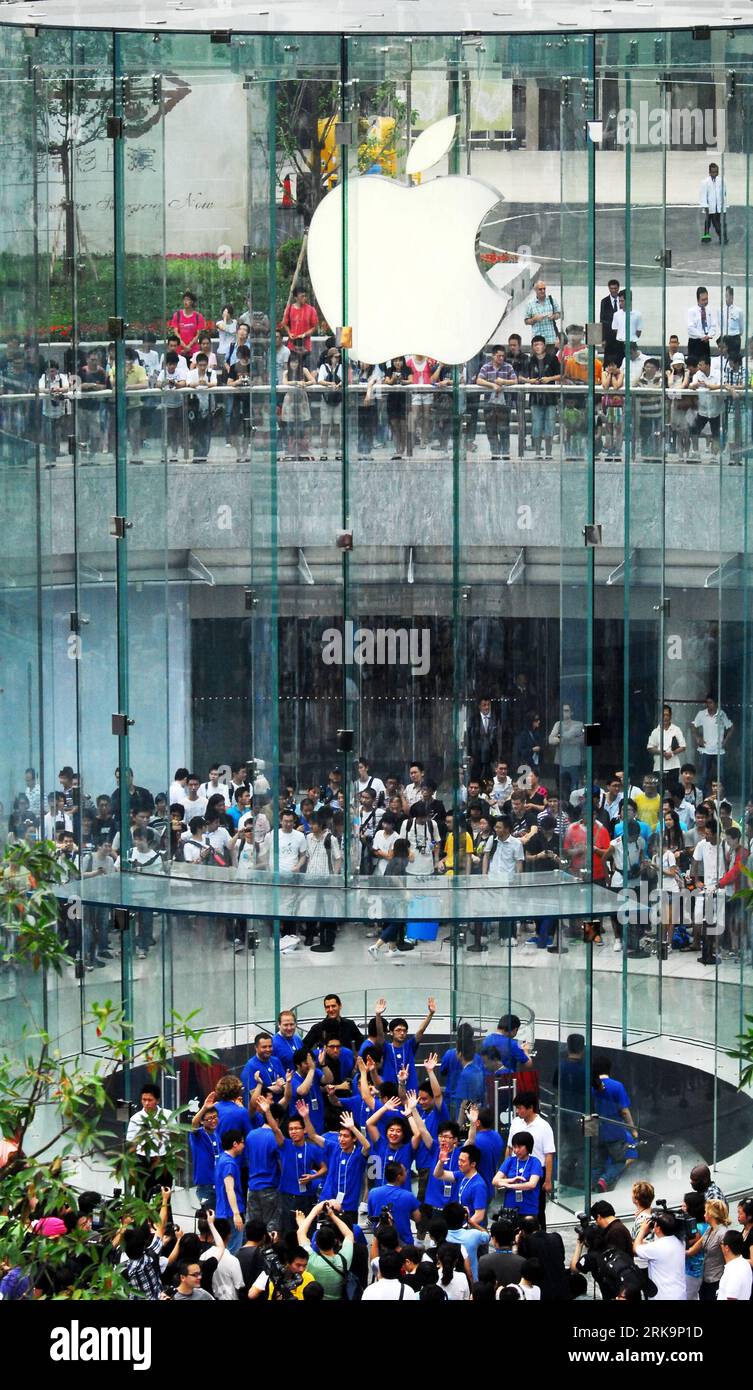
[443,830,473,875]
[634,791,660,830]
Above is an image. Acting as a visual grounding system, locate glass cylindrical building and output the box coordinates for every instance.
[1,6,752,1214]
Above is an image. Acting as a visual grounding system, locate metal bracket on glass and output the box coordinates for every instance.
[654,250,672,269]
[243,245,258,262]
[584,724,601,747]
[337,729,355,753]
[68,436,76,457]
[583,524,602,546]
[109,516,132,539]
[336,531,353,551]
[120,77,131,102]
[244,588,258,610]
[561,78,570,108]
[111,713,134,737]
[108,316,126,340]
[585,322,603,346]
[582,1114,600,1139]
[335,121,355,146]
[692,26,711,41]
[152,74,162,103]
[69,612,89,634]
[211,30,232,43]
[112,908,132,932]
[106,116,124,140]
[727,71,737,102]
[653,599,671,616]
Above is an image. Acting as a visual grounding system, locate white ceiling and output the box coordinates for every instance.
[0,0,751,35]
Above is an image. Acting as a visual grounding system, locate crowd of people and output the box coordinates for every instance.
[3,995,750,1302]
[2,261,751,466]
[2,685,749,967]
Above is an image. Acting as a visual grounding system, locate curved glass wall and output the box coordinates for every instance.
[1,19,752,1212]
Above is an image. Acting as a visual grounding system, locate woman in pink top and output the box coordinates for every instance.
[406,353,436,451]
[169,290,206,360]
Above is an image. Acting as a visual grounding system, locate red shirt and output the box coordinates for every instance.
[563,819,610,881]
[169,308,206,351]
[283,302,318,352]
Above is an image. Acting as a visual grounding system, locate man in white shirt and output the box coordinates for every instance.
[355,758,386,806]
[634,1212,687,1300]
[306,814,342,876]
[647,704,686,782]
[402,761,425,812]
[125,1083,173,1192]
[482,816,524,880]
[612,290,643,347]
[276,811,308,872]
[183,774,207,821]
[720,286,743,357]
[489,761,514,806]
[687,286,719,367]
[505,1092,556,1227]
[692,694,733,792]
[201,1213,246,1301]
[361,1251,418,1300]
[169,768,190,808]
[699,161,727,245]
[717,1231,753,1299]
[689,353,722,455]
[199,766,230,807]
[692,821,726,966]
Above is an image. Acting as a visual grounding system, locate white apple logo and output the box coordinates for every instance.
[306,115,506,365]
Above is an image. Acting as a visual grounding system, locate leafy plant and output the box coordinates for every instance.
[0,838,214,1299]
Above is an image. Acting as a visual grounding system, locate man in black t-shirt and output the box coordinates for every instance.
[502,789,538,841]
[236,1219,268,1293]
[301,994,364,1055]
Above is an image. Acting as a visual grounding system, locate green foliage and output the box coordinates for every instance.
[0,839,215,1299]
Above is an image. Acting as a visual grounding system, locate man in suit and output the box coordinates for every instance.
[466,697,501,783]
[599,278,622,365]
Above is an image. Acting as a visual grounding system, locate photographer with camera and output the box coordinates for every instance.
[367,1161,422,1244]
[572,1215,642,1302]
[296,1199,358,1300]
[634,1208,687,1300]
[248,1241,314,1301]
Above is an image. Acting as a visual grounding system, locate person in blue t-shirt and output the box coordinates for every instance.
[189,1092,222,1206]
[277,1110,328,1231]
[289,1048,327,1133]
[297,1101,370,1223]
[318,1036,356,1129]
[592,1057,638,1193]
[240,1032,287,1107]
[442,1202,490,1280]
[245,1096,285,1234]
[379,996,437,1089]
[367,1162,421,1245]
[366,1095,421,1183]
[492,1131,543,1218]
[422,1120,462,1210]
[214,1129,246,1253]
[481,1013,531,1075]
[411,1059,449,1203]
[439,1046,464,1109]
[213,1074,255,1143]
[271,1010,303,1071]
[434,1141,488,1229]
[467,1104,504,1199]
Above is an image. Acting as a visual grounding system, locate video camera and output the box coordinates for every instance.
[261,1246,304,1300]
[648,1198,690,1242]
